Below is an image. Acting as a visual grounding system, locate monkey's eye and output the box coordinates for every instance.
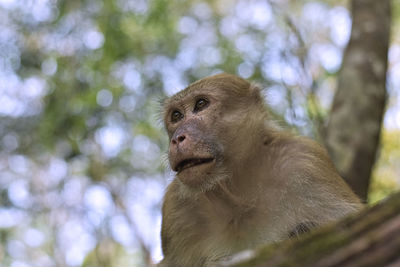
[171,110,183,122]
[194,98,209,112]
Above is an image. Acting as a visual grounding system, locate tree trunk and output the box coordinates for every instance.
[324,0,391,201]
[225,191,400,267]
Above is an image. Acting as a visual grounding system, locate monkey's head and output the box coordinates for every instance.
[163,73,268,191]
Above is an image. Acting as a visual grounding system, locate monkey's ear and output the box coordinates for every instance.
[248,84,264,105]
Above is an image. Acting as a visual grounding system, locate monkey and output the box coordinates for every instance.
[159,73,362,267]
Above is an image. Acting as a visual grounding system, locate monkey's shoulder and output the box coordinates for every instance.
[263,134,362,206]
[264,135,334,172]
[269,134,329,157]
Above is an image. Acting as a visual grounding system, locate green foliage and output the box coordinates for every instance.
[369,130,400,204]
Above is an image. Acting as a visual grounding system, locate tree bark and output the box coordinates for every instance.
[225,191,400,267]
[324,0,391,201]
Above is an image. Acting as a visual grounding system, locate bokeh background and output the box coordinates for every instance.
[0,0,399,266]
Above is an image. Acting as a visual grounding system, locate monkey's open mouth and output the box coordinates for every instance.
[175,158,214,173]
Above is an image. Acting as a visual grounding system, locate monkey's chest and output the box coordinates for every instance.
[168,204,284,266]
[198,209,278,258]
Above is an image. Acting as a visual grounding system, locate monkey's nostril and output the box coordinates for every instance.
[177,135,185,142]
[171,134,186,145]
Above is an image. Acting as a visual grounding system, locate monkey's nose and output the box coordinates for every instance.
[171,134,186,145]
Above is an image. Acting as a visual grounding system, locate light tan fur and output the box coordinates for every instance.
[159,73,362,267]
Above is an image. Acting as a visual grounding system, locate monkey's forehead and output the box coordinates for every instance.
[165,73,251,104]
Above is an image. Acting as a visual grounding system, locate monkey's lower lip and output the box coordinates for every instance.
[175,158,214,173]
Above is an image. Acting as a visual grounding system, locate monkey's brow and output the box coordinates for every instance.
[167,90,196,106]
[165,80,219,109]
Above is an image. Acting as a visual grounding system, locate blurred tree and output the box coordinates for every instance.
[325,0,391,202]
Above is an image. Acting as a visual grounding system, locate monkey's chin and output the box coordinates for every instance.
[177,160,216,188]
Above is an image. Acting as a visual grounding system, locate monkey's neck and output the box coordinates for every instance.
[203,184,257,218]
[206,161,263,211]
[196,125,279,213]
[208,128,278,210]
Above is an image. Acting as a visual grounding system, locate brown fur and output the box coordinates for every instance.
[159,73,362,267]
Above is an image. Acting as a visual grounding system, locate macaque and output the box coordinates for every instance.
[159,73,362,267]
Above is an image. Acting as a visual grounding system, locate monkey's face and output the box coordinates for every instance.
[164,90,225,189]
[163,74,264,190]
